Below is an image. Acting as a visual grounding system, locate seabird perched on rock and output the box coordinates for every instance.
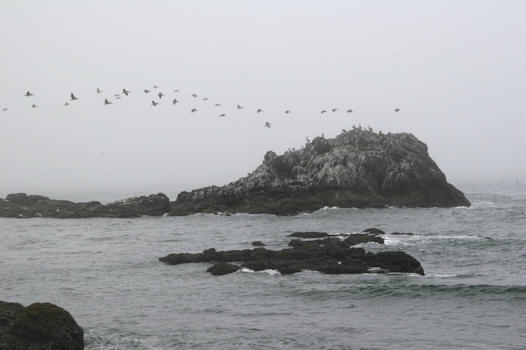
[257,109,263,113]
[331,108,338,112]
[321,110,327,114]
[31,104,38,108]
[394,108,400,112]
[306,136,310,143]
[237,104,243,109]
[172,98,178,105]
[346,109,353,113]
[104,99,112,105]
[70,93,78,101]
[144,89,150,93]
[191,108,198,113]
[264,122,271,128]
[96,88,102,94]
[158,92,164,99]
[151,100,158,106]
[122,89,130,96]
[25,91,33,97]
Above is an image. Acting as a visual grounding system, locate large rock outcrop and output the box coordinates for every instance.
[170,129,470,215]
[0,193,169,218]
[0,301,84,350]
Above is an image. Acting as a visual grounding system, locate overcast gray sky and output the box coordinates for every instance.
[1,1,525,201]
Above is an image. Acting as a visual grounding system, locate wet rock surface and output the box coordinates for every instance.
[0,193,170,218]
[0,301,84,350]
[170,130,470,216]
[159,230,424,276]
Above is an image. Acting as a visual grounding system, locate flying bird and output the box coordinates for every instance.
[321,110,327,114]
[331,108,338,112]
[264,122,271,128]
[2,108,8,111]
[158,92,164,99]
[346,109,353,113]
[256,109,263,114]
[191,93,197,98]
[64,102,69,106]
[237,104,243,109]
[122,89,130,96]
[173,89,179,93]
[104,99,112,105]
[96,88,102,94]
[191,108,198,113]
[25,91,33,97]
[153,85,159,89]
[31,104,38,108]
[219,113,226,117]
[202,97,209,101]
[144,89,150,94]
[151,100,158,106]
[284,110,291,114]
[394,108,400,112]
[70,93,78,101]
[172,98,178,105]
[214,103,221,107]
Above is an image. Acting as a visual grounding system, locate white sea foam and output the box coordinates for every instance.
[239,268,281,275]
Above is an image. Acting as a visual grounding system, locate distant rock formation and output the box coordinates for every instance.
[0,192,169,218]
[170,129,470,215]
[0,301,84,350]
[160,230,425,276]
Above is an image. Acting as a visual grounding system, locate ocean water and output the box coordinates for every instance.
[1,182,526,349]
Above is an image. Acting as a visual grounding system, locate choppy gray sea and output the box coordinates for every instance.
[1,182,526,349]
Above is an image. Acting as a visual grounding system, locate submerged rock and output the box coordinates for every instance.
[251,241,266,247]
[363,228,386,235]
[159,231,424,276]
[0,192,170,218]
[288,232,329,238]
[0,301,84,350]
[170,130,470,216]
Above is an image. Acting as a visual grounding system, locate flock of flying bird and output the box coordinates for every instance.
[2,86,402,129]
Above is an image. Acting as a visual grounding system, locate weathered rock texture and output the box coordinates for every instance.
[159,231,425,276]
[0,193,169,218]
[170,129,470,215]
[0,301,84,350]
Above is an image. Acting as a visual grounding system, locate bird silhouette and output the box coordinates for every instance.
[144,89,150,94]
[306,136,310,143]
[2,108,7,111]
[191,93,197,98]
[153,85,159,89]
[191,108,198,113]
[346,109,353,113]
[116,96,122,100]
[158,92,164,99]
[214,103,221,107]
[284,110,291,114]
[122,89,130,96]
[394,108,400,112]
[70,93,78,101]
[202,97,209,101]
[331,108,337,112]
[31,104,38,108]
[25,91,33,97]
[151,101,158,106]
[173,89,179,93]
[64,102,69,106]
[172,98,178,105]
[257,109,263,113]
[96,88,102,94]
[321,110,327,114]
[219,113,226,117]
[104,99,112,105]
[237,104,243,109]
[264,122,271,128]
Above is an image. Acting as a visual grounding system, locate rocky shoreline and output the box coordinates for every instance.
[159,228,425,276]
[0,301,84,350]
[0,130,470,218]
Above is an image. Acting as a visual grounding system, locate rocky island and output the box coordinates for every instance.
[170,129,470,215]
[0,130,469,218]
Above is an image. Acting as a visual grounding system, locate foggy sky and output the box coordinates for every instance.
[1,1,525,201]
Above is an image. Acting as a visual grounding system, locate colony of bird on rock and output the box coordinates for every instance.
[2,86,401,129]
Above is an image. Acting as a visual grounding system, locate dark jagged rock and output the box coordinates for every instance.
[169,130,470,216]
[0,301,84,350]
[0,192,170,218]
[251,241,265,247]
[391,232,415,235]
[159,232,424,276]
[207,262,240,275]
[288,231,329,238]
[363,227,386,235]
